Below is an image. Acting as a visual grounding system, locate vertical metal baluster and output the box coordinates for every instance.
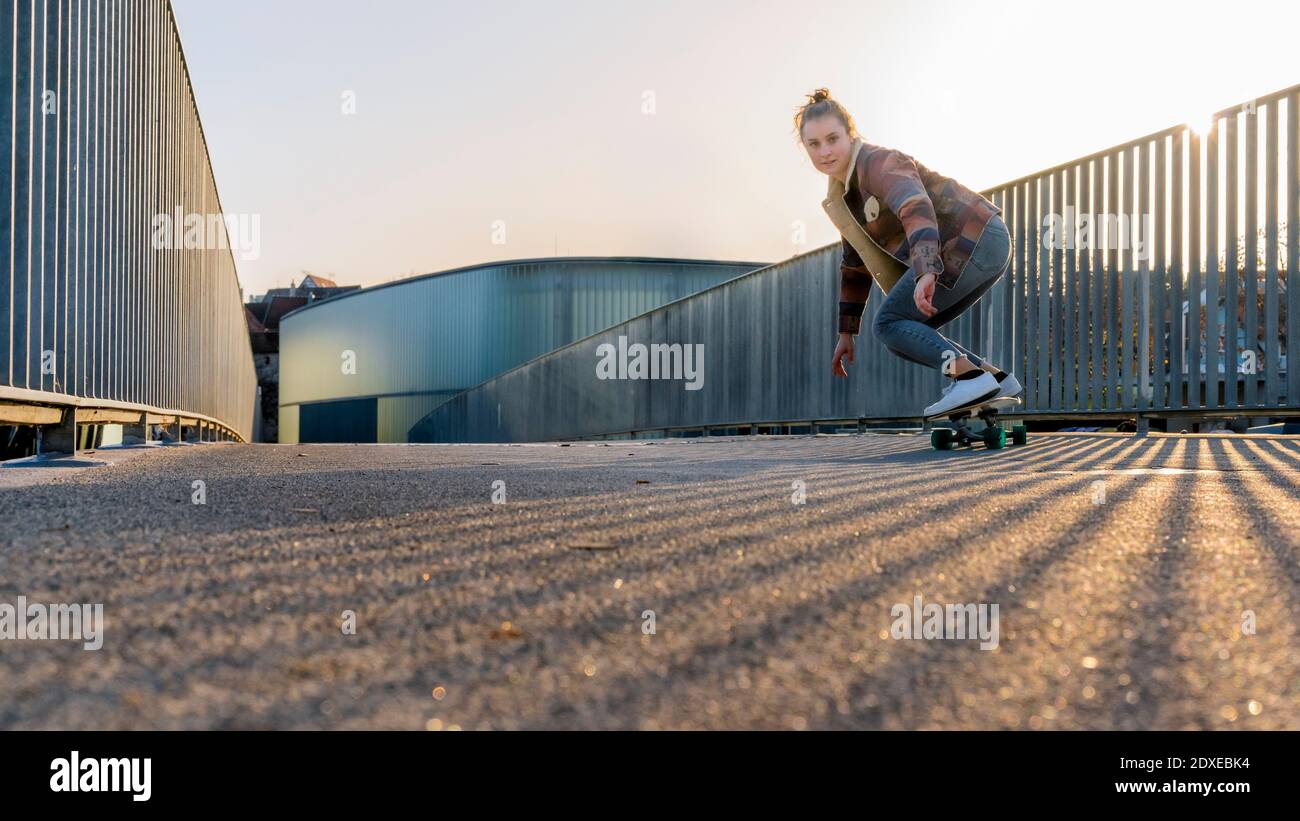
[1244,103,1258,407]
[1205,116,1221,408]
[1081,159,1094,412]
[1265,100,1280,408]
[1051,168,1064,410]
[1121,146,1135,410]
[1153,135,1168,409]
[1032,177,1045,409]
[1014,181,1025,402]
[1138,139,1152,412]
[1188,128,1202,407]
[1092,158,1103,410]
[1170,129,1184,408]
[1225,113,1239,409]
[1288,92,1300,409]
[1064,166,1077,410]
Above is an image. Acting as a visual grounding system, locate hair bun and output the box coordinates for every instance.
[793,87,856,142]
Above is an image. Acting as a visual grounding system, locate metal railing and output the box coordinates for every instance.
[414,86,1300,443]
[964,83,1297,419]
[2,0,256,445]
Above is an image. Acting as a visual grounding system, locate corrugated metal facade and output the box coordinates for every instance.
[278,257,765,443]
[1,0,257,440]
[409,246,932,443]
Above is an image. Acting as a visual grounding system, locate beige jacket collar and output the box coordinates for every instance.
[841,138,863,189]
[820,138,906,295]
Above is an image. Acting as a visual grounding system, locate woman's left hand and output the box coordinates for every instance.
[914,272,937,318]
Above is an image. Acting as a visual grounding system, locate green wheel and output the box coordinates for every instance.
[1011,424,1028,445]
[983,427,1007,449]
[931,428,953,450]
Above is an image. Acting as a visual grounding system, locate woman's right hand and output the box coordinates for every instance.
[832,332,855,378]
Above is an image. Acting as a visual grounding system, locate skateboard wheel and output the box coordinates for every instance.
[931,429,953,450]
[1011,424,1028,445]
[983,427,1006,449]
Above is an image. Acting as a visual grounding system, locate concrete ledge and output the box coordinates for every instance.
[0,401,63,425]
[79,408,145,425]
[0,388,248,443]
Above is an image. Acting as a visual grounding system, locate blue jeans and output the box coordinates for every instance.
[871,215,1011,372]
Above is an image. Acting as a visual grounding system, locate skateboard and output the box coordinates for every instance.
[924,395,1027,450]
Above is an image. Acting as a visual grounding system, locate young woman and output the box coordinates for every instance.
[796,88,1022,417]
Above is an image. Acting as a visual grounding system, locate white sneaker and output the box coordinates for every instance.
[994,370,1022,399]
[924,371,1001,417]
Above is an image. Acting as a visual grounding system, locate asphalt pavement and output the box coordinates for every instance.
[1,432,1297,729]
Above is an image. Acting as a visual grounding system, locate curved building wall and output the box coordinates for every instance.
[277,257,764,443]
[408,245,945,443]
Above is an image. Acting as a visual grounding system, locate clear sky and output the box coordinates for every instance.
[171,0,1300,296]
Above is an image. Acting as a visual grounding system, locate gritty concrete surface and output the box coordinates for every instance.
[1,432,1298,730]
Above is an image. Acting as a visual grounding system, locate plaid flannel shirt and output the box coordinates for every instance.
[834,139,1001,335]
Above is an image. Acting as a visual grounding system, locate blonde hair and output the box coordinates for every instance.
[793,87,859,142]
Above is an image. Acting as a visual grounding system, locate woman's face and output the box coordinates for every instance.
[802,115,851,179]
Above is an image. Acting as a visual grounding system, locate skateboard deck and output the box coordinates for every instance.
[923,394,1022,422]
[925,395,1027,450]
